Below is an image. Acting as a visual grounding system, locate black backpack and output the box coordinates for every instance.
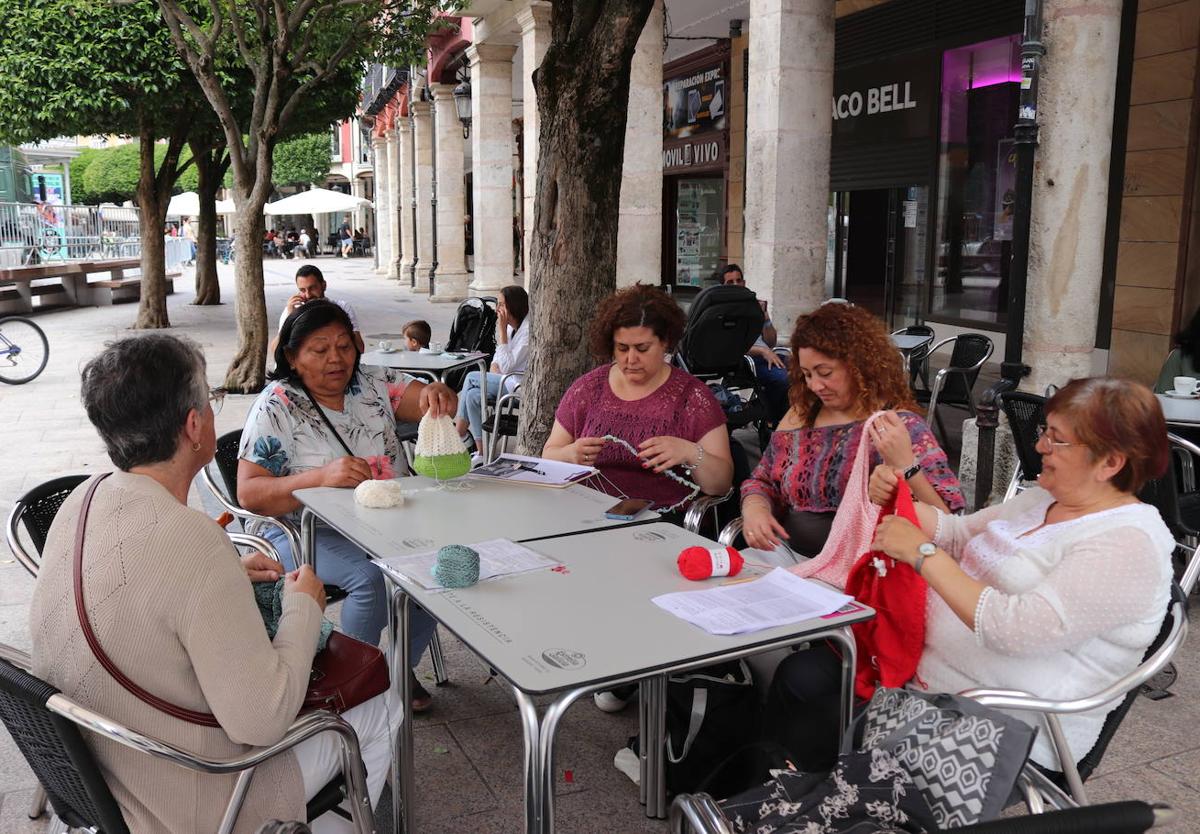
[676,284,765,376]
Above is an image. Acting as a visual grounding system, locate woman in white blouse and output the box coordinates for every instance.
[455,285,530,456]
[771,377,1173,772]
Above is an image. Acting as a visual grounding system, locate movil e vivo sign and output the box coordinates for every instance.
[832,81,918,121]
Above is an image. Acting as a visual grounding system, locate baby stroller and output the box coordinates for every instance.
[674,284,772,451]
[443,296,497,391]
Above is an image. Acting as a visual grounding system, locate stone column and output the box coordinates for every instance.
[1023,0,1123,392]
[398,117,417,287]
[616,0,664,288]
[385,128,402,279]
[467,42,518,295]
[411,100,436,294]
[431,83,470,302]
[518,3,552,287]
[371,135,391,273]
[744,0,835,337]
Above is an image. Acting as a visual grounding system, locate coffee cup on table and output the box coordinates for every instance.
[378,339,393,352]
[1174,376,1199,395]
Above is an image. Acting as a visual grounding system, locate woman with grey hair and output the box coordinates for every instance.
[29,334,395,834]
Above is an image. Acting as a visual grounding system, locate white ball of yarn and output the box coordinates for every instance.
[353,479,406,508]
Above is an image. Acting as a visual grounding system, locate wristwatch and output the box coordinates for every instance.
[901,462,921,481]
[914,542,937,576]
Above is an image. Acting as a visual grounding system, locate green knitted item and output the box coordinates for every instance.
[254,579,334,650]
[411,413,472,480]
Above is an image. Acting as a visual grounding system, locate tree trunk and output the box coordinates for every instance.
[192,141,223,305]
[225,204,270,392]
[134,135,171,329]
[515,1,655,455]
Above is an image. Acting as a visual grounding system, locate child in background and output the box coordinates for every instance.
[402,320,432,352]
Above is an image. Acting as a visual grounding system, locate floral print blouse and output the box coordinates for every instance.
[741,411,964,515]
[239,366,413,525]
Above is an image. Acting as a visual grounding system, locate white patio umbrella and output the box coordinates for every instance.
[167,191,239,217]
[263,187,372,216]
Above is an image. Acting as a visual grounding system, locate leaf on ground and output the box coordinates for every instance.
[432,745,450,754]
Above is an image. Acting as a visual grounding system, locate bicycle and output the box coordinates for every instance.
[0,316,49,384]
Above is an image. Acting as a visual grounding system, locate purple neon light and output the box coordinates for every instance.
[970,71,1022,89]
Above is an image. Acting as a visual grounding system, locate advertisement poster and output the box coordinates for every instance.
[993,139,1016,241]
[31,171,67,259]
[664,64,726,140]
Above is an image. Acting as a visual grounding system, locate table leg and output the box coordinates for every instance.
[386,583,414,834]
[637,682,649,806]
[514,690,543,833]
[535,686,590,834]
[300,509,317,570]
[642,675,668,819]
[825,627,859,754]
[475,359,488,462]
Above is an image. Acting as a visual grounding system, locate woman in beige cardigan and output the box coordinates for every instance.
[29,334,393,833]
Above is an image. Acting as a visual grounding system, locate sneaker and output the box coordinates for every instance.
[470,452,485,468]
[613,746,641,785]
[410,671,433,713]
[593,687,634,713]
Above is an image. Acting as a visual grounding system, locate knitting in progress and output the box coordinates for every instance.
[253,579,334,650]
[594,433,701,513]
[411,413,472,480]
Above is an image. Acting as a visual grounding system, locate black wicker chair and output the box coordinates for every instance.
[915,334,994,446]
[0,646,368,833]
[5,474,89,577]
[891,324,935,390]
[999,391,1046,501]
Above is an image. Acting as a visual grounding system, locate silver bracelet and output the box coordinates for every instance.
[692,443,705,470]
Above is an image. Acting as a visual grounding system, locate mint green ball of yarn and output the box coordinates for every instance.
[432,545,480,588]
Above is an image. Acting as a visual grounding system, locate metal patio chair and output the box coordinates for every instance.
[0,643,372,834]
[999,390,1046,501]
[891,324,935,390]
[6,474,89,577]
[915,333,994,446]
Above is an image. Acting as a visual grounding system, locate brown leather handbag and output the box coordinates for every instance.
[73,474,389,727]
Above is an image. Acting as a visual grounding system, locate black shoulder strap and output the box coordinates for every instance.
[300,383,355,458]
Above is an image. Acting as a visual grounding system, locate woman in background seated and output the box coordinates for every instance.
[455,284,531,458]
[772,377,1173,774]
[1156,307,1200,392]
[238,300,455,710]
[543,284,733,515]
[31,334,394,833]
[741,301,963,555]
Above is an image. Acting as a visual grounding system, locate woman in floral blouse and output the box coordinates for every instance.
[740,301,963,555]
[238,300,456,711]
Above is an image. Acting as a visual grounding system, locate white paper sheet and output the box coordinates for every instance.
[377,538,561,590]
[651,568,854,635]
[466,453,597,487]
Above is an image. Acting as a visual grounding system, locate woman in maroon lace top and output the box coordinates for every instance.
[741,302,963,555]
[544,285,733,512]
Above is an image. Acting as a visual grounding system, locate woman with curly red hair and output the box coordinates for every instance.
[543,284,734,514]
[740,301,963,554]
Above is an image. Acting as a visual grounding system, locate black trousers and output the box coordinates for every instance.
[766,641,850,773]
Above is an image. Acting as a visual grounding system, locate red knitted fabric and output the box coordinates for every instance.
[844,478,927,700]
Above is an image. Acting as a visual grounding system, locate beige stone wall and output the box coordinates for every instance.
[727,34,748,267]
[1108,0,1199,383]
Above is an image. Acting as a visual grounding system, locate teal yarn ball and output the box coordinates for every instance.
[432,544,480,588]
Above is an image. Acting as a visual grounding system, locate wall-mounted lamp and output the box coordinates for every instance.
[452,81,472,138]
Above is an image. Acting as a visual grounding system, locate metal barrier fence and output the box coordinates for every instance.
[0,201,142,268]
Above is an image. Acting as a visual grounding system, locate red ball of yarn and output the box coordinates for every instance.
[677,545,745,580]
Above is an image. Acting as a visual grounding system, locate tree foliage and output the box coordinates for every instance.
[273,133,333,188]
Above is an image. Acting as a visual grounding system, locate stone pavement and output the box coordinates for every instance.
[0,258,1197,831]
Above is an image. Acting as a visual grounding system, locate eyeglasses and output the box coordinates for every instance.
[208,387,227,416]
[1035,424,1082,453]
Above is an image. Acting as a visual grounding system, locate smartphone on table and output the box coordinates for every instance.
[604,498,653,521]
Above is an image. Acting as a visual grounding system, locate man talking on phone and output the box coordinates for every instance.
[269,264,365,355]
[721,264,789,422]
